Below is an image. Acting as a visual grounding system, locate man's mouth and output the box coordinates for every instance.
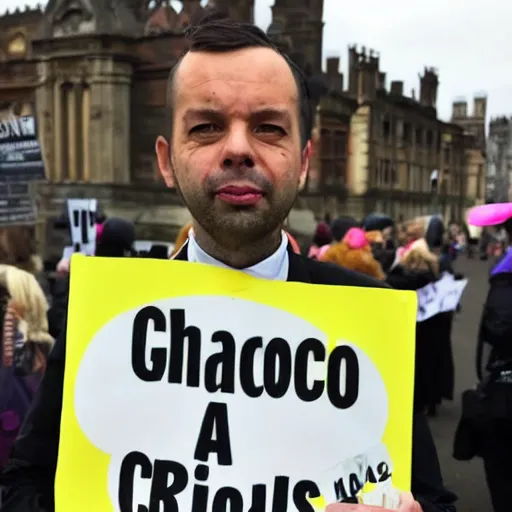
[215,185,264,206]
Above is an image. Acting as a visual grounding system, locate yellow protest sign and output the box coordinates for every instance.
[56,255,417,511]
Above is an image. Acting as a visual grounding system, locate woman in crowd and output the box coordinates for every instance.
[0,264,54,468]
[48,217,137,340]
[319,227,385,280]
[0,226,51,302]
[307,222,332,260]
[387,238,448,414]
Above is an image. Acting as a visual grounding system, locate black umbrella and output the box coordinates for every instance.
[362,213,394,232]
[425,215,445,249]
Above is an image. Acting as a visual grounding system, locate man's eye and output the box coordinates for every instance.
[190,124,220,134]
[256,124,286,135]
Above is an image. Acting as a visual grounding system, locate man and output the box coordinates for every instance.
[1,14,455,512]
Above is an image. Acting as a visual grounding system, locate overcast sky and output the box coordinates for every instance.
[3,0,507,124]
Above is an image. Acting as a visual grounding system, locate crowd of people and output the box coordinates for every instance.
[0,11,510,512]
[0,208,507,510]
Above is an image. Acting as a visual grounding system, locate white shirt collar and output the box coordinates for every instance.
[187,231,289,281]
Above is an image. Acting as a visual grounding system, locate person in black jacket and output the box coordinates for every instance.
[1,14,455,512]
[454,218,512,512]
[47,217,137,342]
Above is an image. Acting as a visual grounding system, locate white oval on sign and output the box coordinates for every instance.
[73,296,389,510]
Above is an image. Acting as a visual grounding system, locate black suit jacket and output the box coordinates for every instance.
[0,245,456,511]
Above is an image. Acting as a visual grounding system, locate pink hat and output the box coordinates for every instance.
[343,227,368,249]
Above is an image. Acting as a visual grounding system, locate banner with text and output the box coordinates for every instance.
[56,257,417,511]
[0,116,45,182]
[417,272,468,322]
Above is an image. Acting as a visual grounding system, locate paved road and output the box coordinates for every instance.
[428,256,493,511]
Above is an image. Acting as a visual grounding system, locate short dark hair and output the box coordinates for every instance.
[166,11,312,148]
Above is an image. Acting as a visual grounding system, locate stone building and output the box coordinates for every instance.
[0,0,486,259]
[266,1,358,220]
[344,46,485,222]
[487,116,512,202]
[0,0,291,261]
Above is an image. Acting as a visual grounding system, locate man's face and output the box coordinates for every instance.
[156,47,310,247]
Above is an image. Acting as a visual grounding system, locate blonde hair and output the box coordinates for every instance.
[404,217,427,243]
[400,238,439,275]
[0,264,54,346]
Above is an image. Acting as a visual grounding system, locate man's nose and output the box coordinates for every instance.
[221,125,255,169]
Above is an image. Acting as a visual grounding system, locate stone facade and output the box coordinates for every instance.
[0,1,263,262]
[487,117,512,203]
[344,47,486,222]
[0,0,487,262]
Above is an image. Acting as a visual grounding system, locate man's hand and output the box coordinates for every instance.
[326,492,422,511]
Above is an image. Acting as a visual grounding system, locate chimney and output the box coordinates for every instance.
[452,100,467,120]
[419,67,438,108]
[473,95,487,119]
[325,56,343,91]
[348,45,360,95]
[390,80,403,96]
[326,56,339,77]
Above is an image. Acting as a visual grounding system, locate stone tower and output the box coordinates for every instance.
[451,94,487,151]
[268,0,324,75]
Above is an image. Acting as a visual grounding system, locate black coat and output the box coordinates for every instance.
[0,245,456,511]
[386,266,455,410]
[478,271,512,376]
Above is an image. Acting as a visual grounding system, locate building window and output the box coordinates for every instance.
[377,159,396,187]
[396,119,403,140]
[383,160,389,185]
[320,129,332,157]
[426,130,433,147]
[415,128,423,146]
[333,130,347,156]
[382,118,391,142]
[403,123,411,144]
[407,164,417,190]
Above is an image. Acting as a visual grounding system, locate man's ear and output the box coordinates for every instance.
[155,136,174,188]
[298,140,311,191]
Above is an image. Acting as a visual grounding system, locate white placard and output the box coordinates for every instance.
[67,198,97,255]
[416,273,468,322]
